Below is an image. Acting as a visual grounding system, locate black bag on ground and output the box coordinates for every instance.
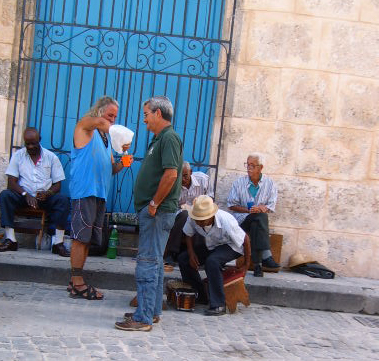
[292,262,335,279]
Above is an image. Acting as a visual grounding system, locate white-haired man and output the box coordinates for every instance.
[178,195,250,316]
[227,153,279,277]
[164,161,213,265]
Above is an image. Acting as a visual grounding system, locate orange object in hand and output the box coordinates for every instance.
[121,154,133,167]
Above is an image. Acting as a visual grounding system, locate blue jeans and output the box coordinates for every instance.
[178,243,241,308]
[133,206,176,325]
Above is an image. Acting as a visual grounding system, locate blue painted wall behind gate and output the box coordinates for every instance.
[26,0,227,212]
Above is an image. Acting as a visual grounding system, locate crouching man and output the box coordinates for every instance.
[178,195,250,316]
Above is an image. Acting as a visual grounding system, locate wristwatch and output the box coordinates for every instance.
[149,200,158,208]
[21,191,27,196]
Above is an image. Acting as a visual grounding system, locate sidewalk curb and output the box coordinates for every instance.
[0,250,378,315]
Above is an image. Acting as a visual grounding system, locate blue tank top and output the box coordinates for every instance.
[70,130,112,200]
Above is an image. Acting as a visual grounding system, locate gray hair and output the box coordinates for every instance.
[247,153,265,165]
[84,96,119,118]
[182,161,191,171]
[143,96,173,122]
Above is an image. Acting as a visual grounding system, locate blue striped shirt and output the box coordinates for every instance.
[227,174,278,224]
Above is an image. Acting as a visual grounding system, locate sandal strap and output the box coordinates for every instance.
[71,267,83,277]
[70,284,103,300]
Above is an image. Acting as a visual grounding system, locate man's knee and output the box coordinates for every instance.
[0,189,15,203]
[52,194,70,208]
[204,255,222,272]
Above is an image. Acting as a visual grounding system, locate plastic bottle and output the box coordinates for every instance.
[107,225,118,259]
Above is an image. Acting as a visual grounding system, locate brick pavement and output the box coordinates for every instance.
[1,281,379,360]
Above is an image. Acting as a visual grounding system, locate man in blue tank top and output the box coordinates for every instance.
[68,96,130,300]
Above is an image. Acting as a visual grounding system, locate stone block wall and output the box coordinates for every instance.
[216,0,379,278]
[0,0,33,191]
[0,0,20,190]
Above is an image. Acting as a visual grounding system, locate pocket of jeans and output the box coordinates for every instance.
[135,257,158,282]
[161,213,176,232]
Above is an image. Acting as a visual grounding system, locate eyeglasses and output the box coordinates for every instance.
[244,163,261,169]
[143,111,155,119]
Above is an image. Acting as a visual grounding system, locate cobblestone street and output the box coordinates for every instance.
[0,281,378,360]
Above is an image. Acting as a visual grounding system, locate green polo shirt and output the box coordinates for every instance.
[134,125,183,213]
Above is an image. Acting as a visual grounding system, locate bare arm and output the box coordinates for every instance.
[8,176,39,208]
[229,205,249,213]
[148,168,178,216]
[236,234,251,274]
[229,205,268,214]
[111,144,132,175]
[36,182,61,201]
[7,176,24,195]
[73,117,111,149]
[185,235,199,270]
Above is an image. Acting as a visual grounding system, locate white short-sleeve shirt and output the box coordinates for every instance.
[183,209,246,254]
[6,147,65,197]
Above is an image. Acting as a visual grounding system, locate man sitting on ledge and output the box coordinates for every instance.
[178,195,250,316]
[164,161,213,265]
[227,153,279,277]
[0,128,70,257]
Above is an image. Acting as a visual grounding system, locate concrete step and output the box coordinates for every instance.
[0,248,378,315]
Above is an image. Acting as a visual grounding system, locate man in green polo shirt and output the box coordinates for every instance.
[115,96,183,332]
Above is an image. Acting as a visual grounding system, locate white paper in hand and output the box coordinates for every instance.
[109,125,134,154]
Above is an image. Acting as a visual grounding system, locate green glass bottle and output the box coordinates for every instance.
[107,225,118,259]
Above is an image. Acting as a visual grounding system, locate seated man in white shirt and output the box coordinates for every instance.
[164,161,213,266]
[178,195,250,316]
[0,128,70,256]
[227,153,279,277]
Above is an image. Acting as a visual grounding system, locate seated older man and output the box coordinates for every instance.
[164,161,213,265]
[0,128,70,256]
[227,153,279,277]
[178,195,250,316]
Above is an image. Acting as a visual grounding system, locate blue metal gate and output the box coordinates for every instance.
[11,0,237,212]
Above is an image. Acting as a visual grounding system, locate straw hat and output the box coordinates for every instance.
[288,252,316,268]
[188,195,218,221]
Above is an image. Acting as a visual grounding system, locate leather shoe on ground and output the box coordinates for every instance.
[52,243,70,257]
[0,238,18,252]
[115,319,152,332]
[123,312,160,324]
[204,306,226,316]
[262,256,280,269]
[253,265,263,277]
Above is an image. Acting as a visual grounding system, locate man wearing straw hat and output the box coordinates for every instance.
[178,195,251,316]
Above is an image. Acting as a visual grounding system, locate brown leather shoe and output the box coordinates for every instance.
[0,238,18,252]
[115,319,152,332]
[52,242,70,257]
[123,312,160,324]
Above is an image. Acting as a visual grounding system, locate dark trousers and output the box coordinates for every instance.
[178,242,241,308]
[240,213,270,264]
[165,210,189,256]
[0,189,70,230]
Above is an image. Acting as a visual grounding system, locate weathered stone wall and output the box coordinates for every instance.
[0,0,20,190]
[216,0,379,278]
[0,0,32,191]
